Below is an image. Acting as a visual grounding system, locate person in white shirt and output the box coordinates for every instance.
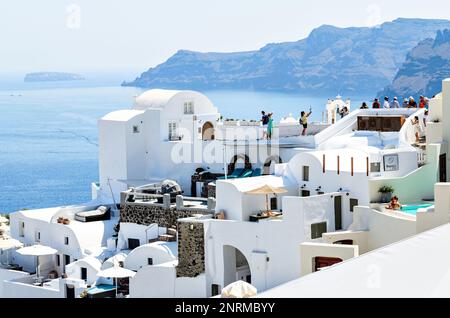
[390,96,400,108]
[383,96,390,108]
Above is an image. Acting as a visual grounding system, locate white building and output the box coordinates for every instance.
[4,80,450,298]
[95,89,331,202]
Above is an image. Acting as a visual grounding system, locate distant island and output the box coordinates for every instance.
[24,72,85,82]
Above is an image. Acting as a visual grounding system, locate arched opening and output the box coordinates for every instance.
[263,156,282,175]
[202,121,215,141]
[228,154,252,175]
[223,245,251,286]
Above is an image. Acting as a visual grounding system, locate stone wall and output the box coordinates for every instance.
[176,221,205,278]
[120,204,194,228]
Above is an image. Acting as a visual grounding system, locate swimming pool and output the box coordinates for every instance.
[400,203,434,215]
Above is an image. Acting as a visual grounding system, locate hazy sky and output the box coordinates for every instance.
[1,0,450,76]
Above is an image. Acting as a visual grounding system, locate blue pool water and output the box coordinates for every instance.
[400,203,434,215]
[87,284,117,295]
[0,79,368,213]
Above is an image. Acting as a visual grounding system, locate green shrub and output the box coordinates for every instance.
[378,185,394,193]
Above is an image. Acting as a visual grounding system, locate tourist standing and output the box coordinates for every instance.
[261,110,269,139]
[402,98,409,108]
[408,97,417,108]
[372,98,381,109]
[423,110,429,127]
[390,97,400,108]
[360,102,369,109]
[383,96,390,108]
[267,113,274,140]
[419,96,427,108]
[300,108,312,136]
[411,116,421,143]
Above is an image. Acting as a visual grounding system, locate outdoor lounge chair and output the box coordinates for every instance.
[217,168,244,179]
[251,168,262,177]
[74,206,111,222]
[240,169,254,178]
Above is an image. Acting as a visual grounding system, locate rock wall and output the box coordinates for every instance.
[176,222,205,278]
[120,204,193,228]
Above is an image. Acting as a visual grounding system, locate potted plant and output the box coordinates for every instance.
[378,185,394,203]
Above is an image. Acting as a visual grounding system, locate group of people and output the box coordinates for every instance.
[361,95,430,109]
[261,107,313,139]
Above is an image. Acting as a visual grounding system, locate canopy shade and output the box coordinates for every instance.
[221,280,257,298]
[96,266,136,278]
[16,245,57,256]
[244,184,288,195]
[0,238,23,250]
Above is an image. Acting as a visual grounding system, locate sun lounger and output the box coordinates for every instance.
[251,168,262,177]
[75,206,111,222]
[217,168,244,179]
[240,169,254,178]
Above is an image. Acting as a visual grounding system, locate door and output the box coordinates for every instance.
[81,267,87,281]
[439,154,447,182]
[64,254,70,266]
[65,284,75,298]
[334,196,342,230]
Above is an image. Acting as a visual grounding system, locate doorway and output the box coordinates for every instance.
[223,245,251,286]
[65,284,75,298]
[202,122,215,140]
[334,196,342,230]
[439,154,447,182]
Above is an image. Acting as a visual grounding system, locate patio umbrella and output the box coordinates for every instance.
[221,280,257,298]
[245,184,288,213]
[0,239,23,266]
[16,244,57,279]
[97,266,136,297]
[0,216,8,224]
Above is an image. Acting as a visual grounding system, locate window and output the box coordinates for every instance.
[211,284,220,297]
[128,238,140,250]
[270,197,277,210]
[56,254,60,267]
[19,221,25,237]
[168,122,178,140]
[311,222,327,239]
[64,236,69,245]
[118,261,124,268]
[132,125,140,133]
[184,101,194,114]
[302,166,309,181]
[349,198,359,212]
[370,162,381,173]
[81,267,87,280]
[301,190,311,197]
[35,231,40,242]
[147,258,153,265]
[64,254,70,266]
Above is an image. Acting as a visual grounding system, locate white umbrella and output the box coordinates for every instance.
[221,280,257,298]
[0,216,8,224]
[0,239,23,266]
[96,266,136,297]
[96,266,136,278]
[16,245,57,279]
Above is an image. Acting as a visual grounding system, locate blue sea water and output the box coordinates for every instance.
[0,81,368,213]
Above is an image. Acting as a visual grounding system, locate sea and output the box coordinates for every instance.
[0,76,369,213]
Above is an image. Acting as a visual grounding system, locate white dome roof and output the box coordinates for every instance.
[134,89,182,110]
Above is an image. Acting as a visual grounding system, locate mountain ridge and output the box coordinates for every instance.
[123,18,450,95]
[380,29,450,98]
